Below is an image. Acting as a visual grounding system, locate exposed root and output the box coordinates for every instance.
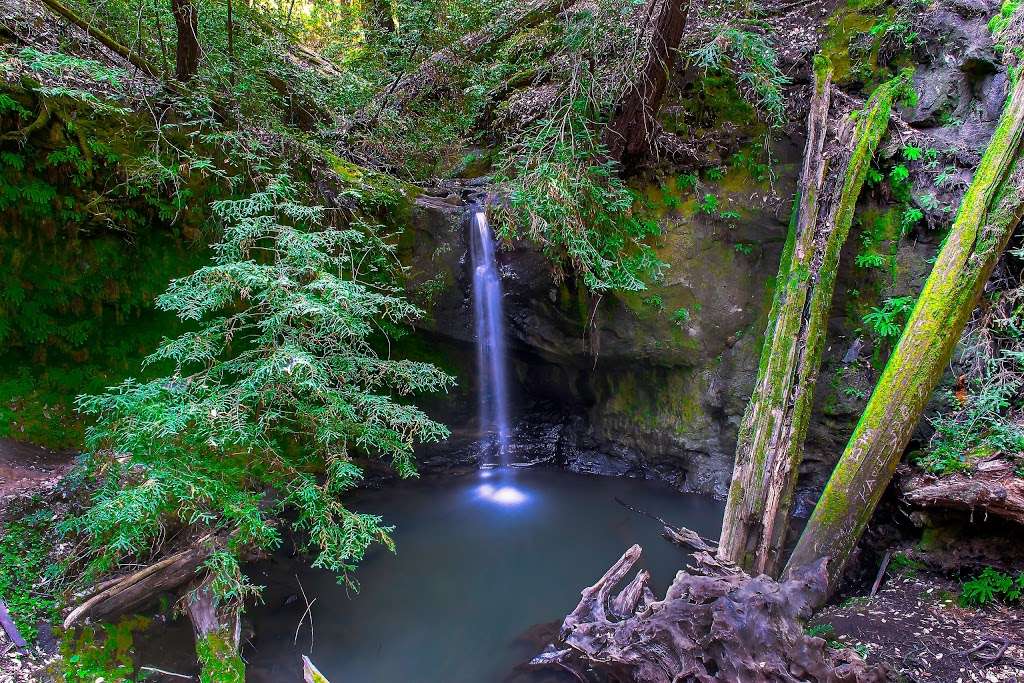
[531,544,888,682]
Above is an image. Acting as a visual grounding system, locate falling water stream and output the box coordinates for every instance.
[470,206,512,467]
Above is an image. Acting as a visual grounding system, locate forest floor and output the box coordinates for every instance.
[812,571,1024,683]
[0,439,73,501]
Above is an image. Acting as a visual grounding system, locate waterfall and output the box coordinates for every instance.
[470,206,512,467]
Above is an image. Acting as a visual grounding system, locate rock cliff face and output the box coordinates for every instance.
[401,0,1011,500]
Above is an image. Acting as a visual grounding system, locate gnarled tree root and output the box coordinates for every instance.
[532,544,888,683]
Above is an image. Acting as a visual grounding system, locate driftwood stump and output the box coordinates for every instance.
[533,544,887,683]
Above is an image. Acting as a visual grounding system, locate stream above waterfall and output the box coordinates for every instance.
[241,467,723,682]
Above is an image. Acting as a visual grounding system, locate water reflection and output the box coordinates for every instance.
[475,469,530,506]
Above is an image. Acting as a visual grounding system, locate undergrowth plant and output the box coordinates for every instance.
[960,566,1024,606]
[919,263,1024,475]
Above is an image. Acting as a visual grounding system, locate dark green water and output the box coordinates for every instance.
[243,467,723,683]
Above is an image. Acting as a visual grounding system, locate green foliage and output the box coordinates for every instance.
[497,114,663,292]
[901,206,924,233]
[642,294,665,311]
[921,277,1024,475]
[698,193,719,214]
[902,145,923,161]
[889,164,910,186]
[65,178,454,593]
[676,173,698,191]
[863,295,915,338]
[889,551,925,575]
[960,567,1024,606]
[18,47,127,88]
[855,252,886,268]
[734,242,754,255]
[671,307,691,327]
[989,0,1020,37]
[869,14,919,49]
[494,2,665,293]
[688,27,789,126]
[61,615,150,683]
[0,509,61,643]
[196,630,246,683]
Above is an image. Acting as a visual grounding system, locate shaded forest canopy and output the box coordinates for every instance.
[2,0,1024,680]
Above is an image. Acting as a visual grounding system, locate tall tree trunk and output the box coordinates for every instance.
[172,0,202,82]
[603,0,690,168]
[785,73,1024,593]
[718,61,905,577]
[187,576,245,683]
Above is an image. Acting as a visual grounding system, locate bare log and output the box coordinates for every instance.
[786,67,1024,591]
[900,458,1024,524]
[63,542,215,628]
[603,0,690,167]
[0,599,28,653]
[533,545,885,682]
[718,61,906,577]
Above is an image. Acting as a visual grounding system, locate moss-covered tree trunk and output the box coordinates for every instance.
[187,576,245,683]
[785,74,1024,592]
[604,0,690,168]
[718,61,906,577]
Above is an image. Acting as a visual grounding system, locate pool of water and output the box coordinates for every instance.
[242,467,723,683]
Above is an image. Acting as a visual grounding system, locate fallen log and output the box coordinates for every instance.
[532,543,887,682]
[786,59,1024,590]
[718,62,907,577]
[900,458,1024,525]
[63,541,216,629]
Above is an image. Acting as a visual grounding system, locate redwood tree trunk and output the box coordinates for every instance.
[604,0,690,168]
[172,0,201,82]
[717,61,905,577]
[785,73,1024,593]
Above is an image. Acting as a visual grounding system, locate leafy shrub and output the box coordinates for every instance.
[855,252,886,269]
[961,567,1024,606]
[921,273,1024,474]
[863,295,915,338]
[0,510,61,642]
[688,27,790,126]
[698,193,719,214]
